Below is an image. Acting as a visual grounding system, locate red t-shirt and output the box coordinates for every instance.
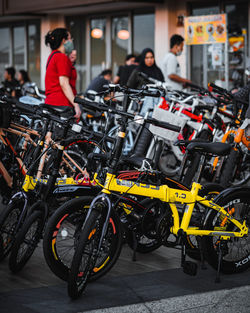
[45,51,76,107]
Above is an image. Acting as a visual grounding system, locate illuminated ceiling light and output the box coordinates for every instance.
[91,28,103,39]
[117,29,129,40]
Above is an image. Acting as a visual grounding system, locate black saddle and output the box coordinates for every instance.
[41,103,73,117]
[186,141,231,156]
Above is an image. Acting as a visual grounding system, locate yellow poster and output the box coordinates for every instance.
[185,14,227,45]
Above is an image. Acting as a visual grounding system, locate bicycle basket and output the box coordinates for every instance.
[0,102,13,128]
[149,106,187,141]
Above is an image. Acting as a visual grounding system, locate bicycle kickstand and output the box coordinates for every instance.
[181,235,198,276]
[197,236,207,270]
[215,241,222,283]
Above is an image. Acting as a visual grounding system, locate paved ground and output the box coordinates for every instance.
[0,201,250,313]
[0,240,250,313]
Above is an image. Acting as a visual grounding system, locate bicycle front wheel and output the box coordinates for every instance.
[8,210,44,273]
[68,208,122,299]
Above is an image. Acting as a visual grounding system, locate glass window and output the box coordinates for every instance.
[28,22,40,85]
[0,28,10,80]
[90,18,106,80]
[190,5,220,86]
[13,26,25,71]
[112,16,129,78]
[67,16,86,92]
[133,13,154,55]
[225,3,248,34]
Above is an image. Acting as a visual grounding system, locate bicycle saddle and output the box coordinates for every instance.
[41,103,73,115]
[186,141,231,156]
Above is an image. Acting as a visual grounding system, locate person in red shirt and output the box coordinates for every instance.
[44,28,81,119]
[69,49,77,93]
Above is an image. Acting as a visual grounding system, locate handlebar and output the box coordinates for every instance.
[75,96,181,133]
[208,82,249,106]
[0,95,73,126]
[104,84,162,98]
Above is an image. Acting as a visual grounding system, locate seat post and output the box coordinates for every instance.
[194,154,206,184]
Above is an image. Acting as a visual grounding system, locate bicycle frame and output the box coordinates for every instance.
[100,173,248,239]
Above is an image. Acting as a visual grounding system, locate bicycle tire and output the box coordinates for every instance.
[8,210,44,273]
[185,183,224,261]
[202,190,250,274]
[43,196,93,281]
[0,196,25,261]
[68,208,122,299]
[219,149,240,188]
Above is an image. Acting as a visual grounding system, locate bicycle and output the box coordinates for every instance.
[67,87,250,299]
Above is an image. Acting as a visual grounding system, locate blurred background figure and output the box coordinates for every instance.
[127,48,164,89]
[18,70,31,93]
[2,67,20,97]
[162,34,192,90]
[86,69,112,93]
[113,54,137,86]
[69,49,78,96]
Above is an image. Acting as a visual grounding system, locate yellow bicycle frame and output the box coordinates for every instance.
[101,172,248,239]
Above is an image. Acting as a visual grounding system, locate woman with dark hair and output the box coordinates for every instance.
[127,48,164,89]
[18,70,31,86]
[44,27,81,119]
[127,48,164,115]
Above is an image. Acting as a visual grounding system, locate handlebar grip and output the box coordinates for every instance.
[208,83,228,94]
[148,117,181,132]
[74,96,108,111]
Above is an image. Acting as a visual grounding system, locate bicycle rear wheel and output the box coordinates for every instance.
[203,190,250,274]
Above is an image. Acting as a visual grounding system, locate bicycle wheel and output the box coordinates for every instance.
[219,149,241,188]
[68,208,122,299]
[185,183,224,261]
[8,210,44,273]
[203,190,250,274]
[43,196,93,281]
[126,198,164,253]
[0,196,25,261]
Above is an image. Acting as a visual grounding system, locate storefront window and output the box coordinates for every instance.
[13,26,25,71]
[67,16,86,92]
[28,23,40,85]
[190,5,220,86]
[0,28,10,79]
[112,16,129,78]
[133,13,154,55]
[90,18,106,80]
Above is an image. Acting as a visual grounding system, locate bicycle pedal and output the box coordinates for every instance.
[182,261,198,276]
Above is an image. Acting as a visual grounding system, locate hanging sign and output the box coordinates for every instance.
[184,14,227,45]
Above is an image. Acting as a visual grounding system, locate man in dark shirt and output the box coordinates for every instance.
[2,67,21,97]
[86,69,112,93]
[114,54,138,86]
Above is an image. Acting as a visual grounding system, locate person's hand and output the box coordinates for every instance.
[73,103,81,122]
[183,79,192,88]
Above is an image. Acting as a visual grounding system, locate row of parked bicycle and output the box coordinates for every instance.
[0,77,250,299]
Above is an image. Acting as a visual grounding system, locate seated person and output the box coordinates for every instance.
[86,69,112,93]
[2,67,21,97]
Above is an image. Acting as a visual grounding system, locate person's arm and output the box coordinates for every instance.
[163,54,191,87]
[168,74,192,85]
[113,76,120,84]
[59,76,81,119]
